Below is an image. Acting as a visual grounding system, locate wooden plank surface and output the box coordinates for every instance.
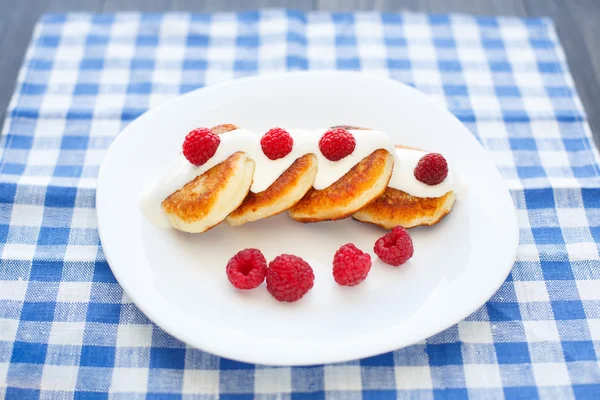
[524,0,600,146]
[1,0,599,148]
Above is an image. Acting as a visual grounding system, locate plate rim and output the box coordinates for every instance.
[97,70,519,365]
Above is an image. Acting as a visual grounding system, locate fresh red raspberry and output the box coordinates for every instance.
[260,128,293,160]
[332,243,372,286]
[319,128,356,161]
[414,153,448,185]
[374,226,414,266]
[182,127,221,166]
[266,254,314,302]
[226,248,267,289]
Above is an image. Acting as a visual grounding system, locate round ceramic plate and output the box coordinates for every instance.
[97,71,518,366]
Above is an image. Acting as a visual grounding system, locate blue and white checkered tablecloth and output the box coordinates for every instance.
[1,10,600,399]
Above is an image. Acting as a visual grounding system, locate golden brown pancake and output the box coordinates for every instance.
[160,124,255,233]
[353,144,456,229]
[227,153,318,226]
[288,149,394,222]
[353,188,455,229]
[211,123,239,135]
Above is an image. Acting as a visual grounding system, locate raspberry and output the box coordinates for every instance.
[374,226,414,266]
[319,128,356,161]
[332,243,372,286]
[182,127,221,166]
[266,254,314,302]
[226,249,267,289]
[260,128,293,160]
[414,153,448,185]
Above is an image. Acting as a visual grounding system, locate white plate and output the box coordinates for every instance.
[97,71,518,366]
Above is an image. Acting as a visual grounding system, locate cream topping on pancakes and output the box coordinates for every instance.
[389,148,457,198]
[139,127,460,227]
[253,129,397,192]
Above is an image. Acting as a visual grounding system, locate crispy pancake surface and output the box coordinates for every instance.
[353,189,456,229]
[289,149,394,222]
[162,151,255,233]
[227,153,318,226]
[211,123,239,135]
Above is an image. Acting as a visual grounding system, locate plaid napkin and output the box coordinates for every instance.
[1,10,600,399]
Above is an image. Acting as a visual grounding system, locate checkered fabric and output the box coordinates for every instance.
[1,10,599,399]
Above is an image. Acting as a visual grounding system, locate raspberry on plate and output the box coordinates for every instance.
[261,127,293,160]
[266,254,314,302]
[182,127,221,166]
[414,153,448,185]
[374,226,414,266]
[226,248,267,289]
[319,127,356,161]
[333,243,372,286]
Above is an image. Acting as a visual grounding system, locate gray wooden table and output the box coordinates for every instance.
[2,0,599,147]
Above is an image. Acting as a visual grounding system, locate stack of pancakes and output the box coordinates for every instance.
[160,124,455,233]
